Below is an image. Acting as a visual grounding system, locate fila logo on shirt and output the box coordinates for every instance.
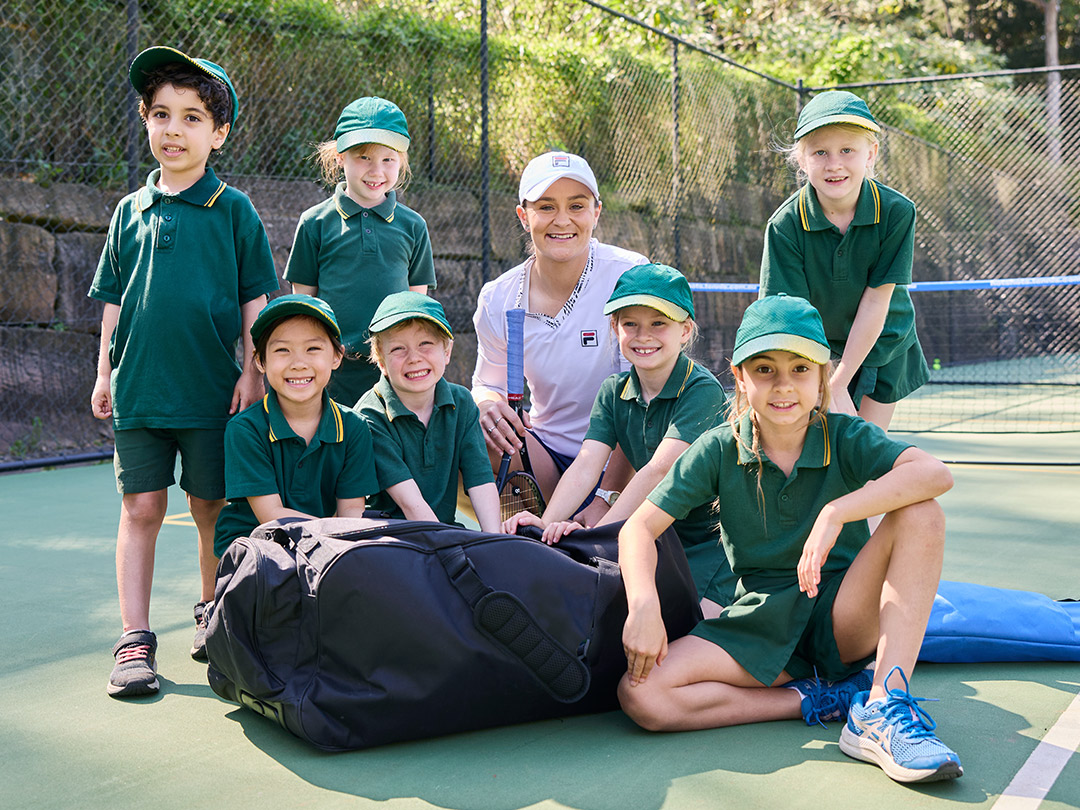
[580,330,598,347]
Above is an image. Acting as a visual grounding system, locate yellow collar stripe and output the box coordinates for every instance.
[675,359,694,397]
[329,399,343,442]
[263,395,278,443]
[820,412,830,466]
[204,180,227,207]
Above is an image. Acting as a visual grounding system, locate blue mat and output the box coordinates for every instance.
[921,580,1080,663]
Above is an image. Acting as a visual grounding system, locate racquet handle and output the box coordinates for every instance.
[506,308,525,401]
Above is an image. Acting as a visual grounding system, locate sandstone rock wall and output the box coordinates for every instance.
[1,175,770,459]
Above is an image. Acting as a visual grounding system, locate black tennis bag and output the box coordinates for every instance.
[205,516,701,751]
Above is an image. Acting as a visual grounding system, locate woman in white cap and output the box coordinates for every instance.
[471,152,646,518]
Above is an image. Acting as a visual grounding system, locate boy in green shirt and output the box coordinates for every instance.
[356,293,500,532]
[213,295,378,559]
[89,46,278,698]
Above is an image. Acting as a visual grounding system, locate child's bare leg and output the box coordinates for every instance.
[857,397,897,433]
[700,598,724,619]
[117,490,169,632]
[617,635,801,731]
[860,398,898,534]
[831,499,945,700]
[187,494,225,603]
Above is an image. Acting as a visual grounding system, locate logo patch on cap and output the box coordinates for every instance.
[552,154,570,168]
[580,330,598,347]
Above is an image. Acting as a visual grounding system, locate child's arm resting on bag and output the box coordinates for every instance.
[620,500,678,685]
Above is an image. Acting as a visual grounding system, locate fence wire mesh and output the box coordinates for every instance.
[1,0,1078,466]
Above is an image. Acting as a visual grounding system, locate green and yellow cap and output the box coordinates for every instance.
[603,263,694,322]
[793,90,880,141]
[368,292,453,339]
[732,294,831,366]
[251,294,340,343]
[335,97,411,153]
[129,46,240,127]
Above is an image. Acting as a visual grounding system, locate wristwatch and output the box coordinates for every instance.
[595,488,621,506]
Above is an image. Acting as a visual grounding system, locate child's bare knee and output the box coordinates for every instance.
[617,675,673,732]
[897,498,945,534]
[187,495,224,521]
[122,491,168,524]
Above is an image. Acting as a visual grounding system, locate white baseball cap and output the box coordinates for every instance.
[518,151,600,204]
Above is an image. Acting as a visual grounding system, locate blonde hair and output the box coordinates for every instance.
[782,122,879,185]
[313,140,413,190]
[726,357,834,520]
[368,317,451,369]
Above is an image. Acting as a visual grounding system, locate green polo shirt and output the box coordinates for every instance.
[356,376,494,525]
[649,412,912,684]
[759,178,918,367]
[213,390,378,556]
[585,354,732,600]
[650,411,909,577]
[284,185,437,404]
[89,168,278,429]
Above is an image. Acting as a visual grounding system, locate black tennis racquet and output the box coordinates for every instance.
[495,308,545,522]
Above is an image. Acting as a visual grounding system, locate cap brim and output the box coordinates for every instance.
[368,312,453,340]
[794,114,881,141]
[337,129,410,153]
[732,333,831,366]
[520,172,599,203]
[603,294,690,322]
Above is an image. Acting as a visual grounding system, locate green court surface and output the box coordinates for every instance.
[2,433,1078,810]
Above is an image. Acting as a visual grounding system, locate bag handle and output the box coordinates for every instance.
[437,545,591,703]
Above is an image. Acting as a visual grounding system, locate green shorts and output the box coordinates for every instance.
[690,569,872,685]
[113,427,226,500]
[848,340,931,409]
[784,571,874,682]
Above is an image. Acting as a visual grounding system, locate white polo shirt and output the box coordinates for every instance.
[472,239,647,457]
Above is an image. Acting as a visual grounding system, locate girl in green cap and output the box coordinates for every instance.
[501,263,735,613]
[760,90,929,433]
[285,97,436,407]
[615,294,963,785]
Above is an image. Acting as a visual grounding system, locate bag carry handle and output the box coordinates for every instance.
[437,546,591,703]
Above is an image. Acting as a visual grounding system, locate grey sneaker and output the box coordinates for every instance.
[107,630,159,698]
[191,601,210,661]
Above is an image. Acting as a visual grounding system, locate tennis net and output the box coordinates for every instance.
[691,275,1080,433]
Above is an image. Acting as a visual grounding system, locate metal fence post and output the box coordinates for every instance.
[125,0,140,193]
[480,0,491,284]
[671,39,680,269]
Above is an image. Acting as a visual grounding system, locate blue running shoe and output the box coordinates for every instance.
[839,666,963,783]
[786,665,874,726]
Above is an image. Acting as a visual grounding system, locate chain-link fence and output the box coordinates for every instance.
[2,0,1079,467]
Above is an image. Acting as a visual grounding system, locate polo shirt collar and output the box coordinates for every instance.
[136,167,228,211]
[797,178,881,232]
[734,411,831,469]
[619,353,695,403]
[263,389,345,445]
[373,375,454,422]
[334,183,398,222]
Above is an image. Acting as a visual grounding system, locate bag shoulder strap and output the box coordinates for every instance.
[437,545,591,703]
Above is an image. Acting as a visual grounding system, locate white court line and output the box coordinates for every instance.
[992,689,1080,810]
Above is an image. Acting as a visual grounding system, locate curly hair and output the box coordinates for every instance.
[137,64,232,130]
